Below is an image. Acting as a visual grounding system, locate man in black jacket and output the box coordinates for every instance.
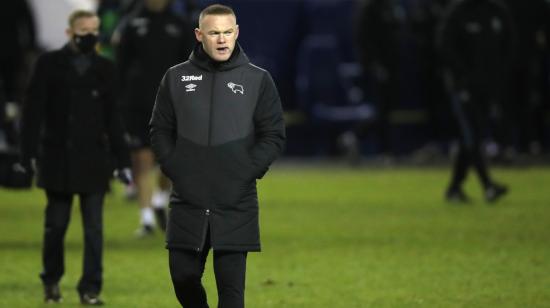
[20,10,131,305]
[150,4,285,307]
[438,0,513,203]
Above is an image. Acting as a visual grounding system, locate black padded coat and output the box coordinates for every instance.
[150,43,286,252]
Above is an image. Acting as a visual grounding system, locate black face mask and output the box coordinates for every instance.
[73,33,98,54]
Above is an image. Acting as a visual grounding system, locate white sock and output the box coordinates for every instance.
[140,207,155,226]
[151,190,169,209]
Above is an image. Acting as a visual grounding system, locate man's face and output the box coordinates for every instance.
[195,14,239,62]
[67,16,100,39]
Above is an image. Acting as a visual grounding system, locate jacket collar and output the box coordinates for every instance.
[189,42,249,72]
[57,44,100,70]
[60,43,98,59]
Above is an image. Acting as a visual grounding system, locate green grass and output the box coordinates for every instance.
[1,165,550,307]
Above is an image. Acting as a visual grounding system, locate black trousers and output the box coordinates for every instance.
[169,230,247,308]
[39,190,105,295]
[449,87,493,189]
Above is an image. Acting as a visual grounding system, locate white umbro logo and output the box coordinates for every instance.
[227,82,244,94]
[185,84,197,92]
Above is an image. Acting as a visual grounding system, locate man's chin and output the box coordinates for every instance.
[213,55,231,62]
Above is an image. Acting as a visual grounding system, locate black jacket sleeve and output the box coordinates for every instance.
[251,72,286,179]
[149,72,177,164]
[102,62,131,169]
[20,53,48,164]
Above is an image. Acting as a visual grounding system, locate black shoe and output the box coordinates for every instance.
[485,183,508,203]
[80,292,104,306]
[445,187,470,204]
[44,284,62,303]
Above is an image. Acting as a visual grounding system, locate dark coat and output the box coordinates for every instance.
[21,45,130,193]
[150,44,286,252]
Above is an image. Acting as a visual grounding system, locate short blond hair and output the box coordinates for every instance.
[198,4,236,25]
[68,10,98,28]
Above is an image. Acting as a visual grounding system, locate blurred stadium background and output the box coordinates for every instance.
[3,0,550,159]
[1,0,550,307]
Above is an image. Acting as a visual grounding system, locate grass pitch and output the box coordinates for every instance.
[1,164,549,307]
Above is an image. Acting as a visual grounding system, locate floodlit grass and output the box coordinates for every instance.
[1,165,549,307]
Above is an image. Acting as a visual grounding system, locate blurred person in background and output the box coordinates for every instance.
[438,0,515,203]
[150,4,285,307]
[19,10,131,305]
[96,0,142,203]
[114,0,194,236]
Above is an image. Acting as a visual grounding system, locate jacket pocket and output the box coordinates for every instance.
[162,138,209,205]
[210,143,257,206]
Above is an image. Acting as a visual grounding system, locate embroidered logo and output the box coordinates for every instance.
[227,82,244,94]
[181,75,203,82]
[185,84,197,92]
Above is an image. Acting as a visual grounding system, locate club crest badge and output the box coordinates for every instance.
[227,82,244,94]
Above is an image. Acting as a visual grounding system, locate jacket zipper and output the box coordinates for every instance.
[208,73,216,146]
[197,209,210,252]
[198,72,215,251]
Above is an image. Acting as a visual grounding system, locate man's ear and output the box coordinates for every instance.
[235,25,239,40]
[194,28,202,42]
[66,28,73,40]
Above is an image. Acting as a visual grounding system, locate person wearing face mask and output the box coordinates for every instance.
[150,4,285,307]
[19,10,132,305]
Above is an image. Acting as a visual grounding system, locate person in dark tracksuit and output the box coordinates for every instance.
[19,10,131,305]
[438,0,513,203]
[115,0,195,236]
[149,4,285,308]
